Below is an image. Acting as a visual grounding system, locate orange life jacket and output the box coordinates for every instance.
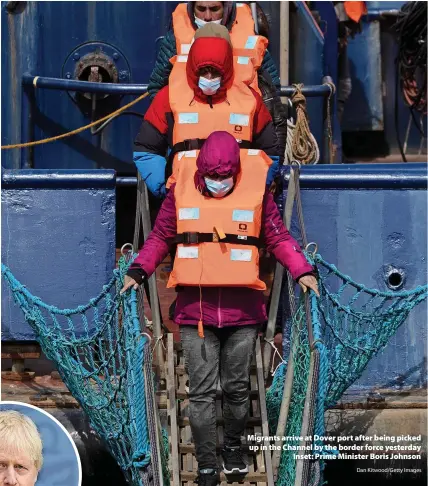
[344,1,367,23]
[171,3,268,90]
[167,149,272,291]
[167,55,257,187]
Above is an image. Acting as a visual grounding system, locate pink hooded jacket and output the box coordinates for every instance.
[127,132,313,328]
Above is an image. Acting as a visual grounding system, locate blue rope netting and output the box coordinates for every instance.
[2,251,427,486]
[266,251,428,486]
[1,255,169,486]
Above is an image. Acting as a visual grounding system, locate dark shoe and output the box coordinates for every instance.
[195,469,220,486]
[221,446,249,476]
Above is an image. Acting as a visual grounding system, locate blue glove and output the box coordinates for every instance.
[266,156,280,186]
[133,152,167,197]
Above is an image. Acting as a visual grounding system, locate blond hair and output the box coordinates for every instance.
[0,410,43,471]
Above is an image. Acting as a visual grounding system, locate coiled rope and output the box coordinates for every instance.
[284,119,319,165]
[289,84,320,165]
[1,92,149,150]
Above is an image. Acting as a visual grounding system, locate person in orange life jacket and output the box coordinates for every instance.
[133,23,281,199]
[122,131,318,486]
[147,2,288,163]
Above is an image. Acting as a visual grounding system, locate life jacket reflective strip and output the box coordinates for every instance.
[167,55,257,187]
[167,149,272,290]
[171,3,268,91]
[344,1,367,23]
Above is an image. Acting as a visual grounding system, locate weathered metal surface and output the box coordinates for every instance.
[289,1,325,159]
[301,1,342,164]
[1,170,116,340]
[281,164,427,390]
[2,1,39,169]
[342,1,427,155]
[1,1,176,171]
[366,1,406,12]
[343,21,384,131]
[2,1,338,172]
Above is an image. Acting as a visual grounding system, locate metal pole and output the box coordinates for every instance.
[255,337,274,486]
[321,77,334,164]
[280,0,290,103]
[263,168,296,379]
[22,73,332,98]
[21,86,35,169]
[271,314,297,481]
[293,351,316,486]
[140,181,165,373]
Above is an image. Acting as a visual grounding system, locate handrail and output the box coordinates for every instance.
[22,73,333,98]
[116,163,428,189]
[2,165,426,189]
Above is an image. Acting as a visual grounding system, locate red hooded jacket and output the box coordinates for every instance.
[128,132,313,328]
[134,37,279,160]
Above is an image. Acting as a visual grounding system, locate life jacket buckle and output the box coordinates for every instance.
[183,139,200,151]
[182,232,199,244]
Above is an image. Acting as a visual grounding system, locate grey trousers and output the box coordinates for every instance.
[180,325,259,470]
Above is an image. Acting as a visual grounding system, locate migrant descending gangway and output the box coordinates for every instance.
[2,243,427,486]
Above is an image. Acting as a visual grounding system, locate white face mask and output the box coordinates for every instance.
[198,76,221,95]
[194,16,222,28]
[204,176,234,198]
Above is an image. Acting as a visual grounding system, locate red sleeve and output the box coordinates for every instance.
[250,88,273,136]
[143,86,171,135]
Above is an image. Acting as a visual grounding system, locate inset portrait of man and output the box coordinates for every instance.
[0,410,43,486]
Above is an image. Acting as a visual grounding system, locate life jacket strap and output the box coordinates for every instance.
[171,138,252,155]
[175,231,259,247]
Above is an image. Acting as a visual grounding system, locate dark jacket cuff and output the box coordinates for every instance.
[126,267,147,285]
[295,269,317,282]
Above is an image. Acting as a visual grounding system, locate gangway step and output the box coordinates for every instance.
[165,333,274,486]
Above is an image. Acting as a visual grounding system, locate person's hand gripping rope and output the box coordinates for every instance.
[120,276,141,294]
[297,275,320,297]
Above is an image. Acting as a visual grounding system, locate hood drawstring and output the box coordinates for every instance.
[207,95,213,109]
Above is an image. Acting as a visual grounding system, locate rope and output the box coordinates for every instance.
[266,164,427,485]
[293,166,321,486]
[264,338,287,376]
[1,92,149,149]
[1,254,170,486]
[2,246,426,485]
[289,84,319,165]
[284,119,319,165]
